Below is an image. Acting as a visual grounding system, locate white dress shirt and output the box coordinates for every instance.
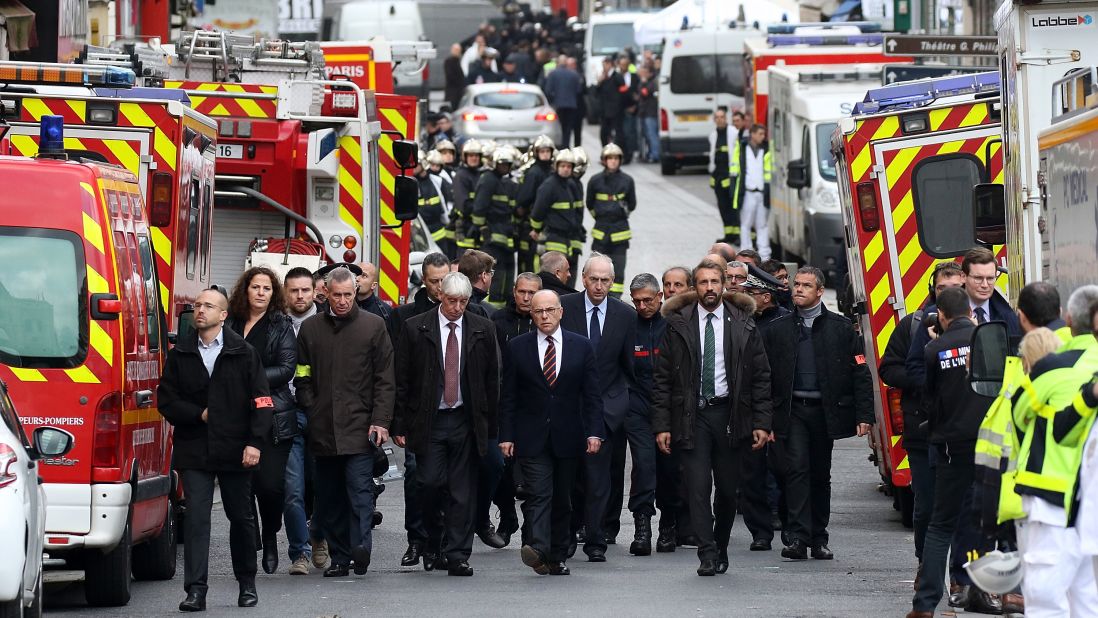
[970,298,991,323]
[197,327,224,377]
[584,294,608,338]
[697,303,728,399]
[438,312,464,409]
[537,327,562,370]
[744,144,766,191]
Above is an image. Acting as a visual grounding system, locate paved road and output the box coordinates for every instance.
[45,126,945,617]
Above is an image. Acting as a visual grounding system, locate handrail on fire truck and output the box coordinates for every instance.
[78,41,171,86]
[177,30,325,82]
[1051,67,1098,124]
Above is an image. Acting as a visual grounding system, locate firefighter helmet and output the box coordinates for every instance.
[601,143,624,160]
[532,134,556,154]
[553,148,576,167]
[493,145,517,166]
[964,550,1023,594]
[417,150,429,168]
[461,139,483,156]
[426,149,445,167]
[571,147,588,176]
[435,139,456,153]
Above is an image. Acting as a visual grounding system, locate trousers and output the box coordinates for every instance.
[556,107,581,148]
[784,401,834,546]
[485,244,515,304]
[739,191,770,260]
[655,446,691,536]
[417,409,478,563]
[519,452,579,562]
[253,439,291,543]
[741,441,787,543]
[1017,519,1098,618]
[591,242,627,298]
[181,469,257,594]
[712,178,737,242]
[912,445,974,612]
[680,405,744,561]
[313,452,378,568]
[907,443,932,561]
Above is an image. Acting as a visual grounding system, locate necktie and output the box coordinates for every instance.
[975,306,987,324]
[543,335,557,387]
[702,313,716,399]
[443,322,459,408]
[589,306,602,349]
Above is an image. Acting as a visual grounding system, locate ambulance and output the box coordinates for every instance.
[766,64,882,279]
[0,113,178,607]
[831,72,1005,521]
[1,54,218,332]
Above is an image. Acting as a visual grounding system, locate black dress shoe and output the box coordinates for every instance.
[716,550,729,574]
[476,525,507,549]
[575,527,587,544]
[604,533,617,545]
[947,584,968,608]
[423,552,441,572]
[323,564,350,577]
[697,560,717,576]
[750,539,772,551]
[781,540,808,560]
[656,528,676,553]
[811,544,834,560]
[497,519,519,546]
[179,590,206,612]
[262,539,278,574]
[447,560,474,576]
[566,539,577,559]
[237,584,258,608]
[520,545,549,575]
[586,547,606,562]
[964,588,1003,614]
[400,543,422,567]
[548,561,570,575]
[352,545,371,575]
[677,534,701,547]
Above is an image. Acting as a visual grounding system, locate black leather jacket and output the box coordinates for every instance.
[228,312,298,443]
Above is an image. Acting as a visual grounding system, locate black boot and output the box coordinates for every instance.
[656,526,676,553]
[629,515,652,556]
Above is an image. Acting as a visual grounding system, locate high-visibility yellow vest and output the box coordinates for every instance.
[974,356,1029,524]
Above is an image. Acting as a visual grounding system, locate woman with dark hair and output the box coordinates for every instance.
[227,266,299,575]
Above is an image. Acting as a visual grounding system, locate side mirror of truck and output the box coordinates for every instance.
[170,308,196,347]
[787,159,809,189]
[392,140,419,170]
[32,427,74,459]
[968,321,1009,397]
[393,175,420,221]
[972,183,1006,246]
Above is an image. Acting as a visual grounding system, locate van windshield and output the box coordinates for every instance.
[669,54,745,97]
[0,228,86,368]
[815,122,839,182]
[591,23,636,55]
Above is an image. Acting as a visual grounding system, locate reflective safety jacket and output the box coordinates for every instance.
[531,173,583,255]
[1012,336,1098,523]
[471,169,518,250]
[451,165,483,248]
[417,174,448,242]
[730,140,772,210]
[586,169,636,248]
[973,356,1030,529]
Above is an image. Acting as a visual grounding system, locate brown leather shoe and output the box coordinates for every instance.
[904,612,933,618]
[1002,592,1024,614]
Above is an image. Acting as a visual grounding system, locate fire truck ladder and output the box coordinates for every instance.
[176,30,325,83]
[78,42,171,87]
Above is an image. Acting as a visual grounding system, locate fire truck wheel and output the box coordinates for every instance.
[84,519,132,607]
[132,500,178,581]
[660,157,676,176]
[898,487,914,529]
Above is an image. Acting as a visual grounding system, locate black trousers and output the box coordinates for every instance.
[485,244,515,304]
[592,242,627,299]
[252,439,291,541]
[603,427,627,539]
[740,442,787,543]
[913,446,975,612]
[712,177,738,241]
[655,448,691,535]
[181,469,257,594]
[519,452,579,562]
[404,451,427,546]
[600,114,624,147]
[556,107,581,148]
[417,409,478,563]
[784,401,834,546]
[680,405,744,561]
[493,458,520,528]
[313,453,378,567]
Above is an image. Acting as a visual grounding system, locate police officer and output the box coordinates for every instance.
[531,149,583,283]
[471,145,519,303]
[708,107,737,244]
[587,143,636,299]
[516,135,556,274]
[451,139,485,256]
[415,153,452,258]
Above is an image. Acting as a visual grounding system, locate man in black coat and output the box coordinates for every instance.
[444,43,465,111]
[559,253,636,561]
[394,273,500,576]
[159,289,273,611]
[596,57,625,147]
[537,250,575,295]
[652,261,772,576]
[762,267,874,561]
[500,290,605,575]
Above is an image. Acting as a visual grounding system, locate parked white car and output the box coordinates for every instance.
[0,381,74,618]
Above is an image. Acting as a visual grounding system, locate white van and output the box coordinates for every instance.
[583,11,649,122]
[766,64,882,277]
[657,24,760,175]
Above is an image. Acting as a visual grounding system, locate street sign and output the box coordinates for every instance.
[881,64,990,85]
[883,34,997,57]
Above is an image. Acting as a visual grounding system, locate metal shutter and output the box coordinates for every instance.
[210,209,289,293]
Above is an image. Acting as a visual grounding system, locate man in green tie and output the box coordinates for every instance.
[652,259,772,576]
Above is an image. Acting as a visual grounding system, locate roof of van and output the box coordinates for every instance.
[588,11,651,24]
[662,26,764,52]
[769,64,884,122]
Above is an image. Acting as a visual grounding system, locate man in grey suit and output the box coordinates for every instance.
[560,253,636,562]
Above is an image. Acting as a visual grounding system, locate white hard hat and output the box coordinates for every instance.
[964,550,1023,594]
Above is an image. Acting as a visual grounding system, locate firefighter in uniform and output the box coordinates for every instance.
[415,153,452,258]
[708,108,738,244]
[516,135,556,274]
[426,150,456,258]
[531,149,583,286]
[569,147,590,282]
[451,139,485,256]
[731,124,772,261]
[435,139,458,176]
[471,145,519,303]
[586,143,636,298]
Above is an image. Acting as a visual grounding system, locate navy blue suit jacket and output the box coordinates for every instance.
[559,292,635,431]
[499,329,605,458]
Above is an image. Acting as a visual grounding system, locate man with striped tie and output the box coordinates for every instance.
[500,290,605,576]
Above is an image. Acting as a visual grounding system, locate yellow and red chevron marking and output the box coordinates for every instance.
[163,81,278,118]
[6,133,142,179]
[338,135,365,241]
[115,102,178,172]
[377,101,414,305]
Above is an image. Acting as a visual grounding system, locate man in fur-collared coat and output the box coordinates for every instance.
[651,259,772,577]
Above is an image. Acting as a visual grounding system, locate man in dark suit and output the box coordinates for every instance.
[560,253,636,561]
[652,260,773,576]
[394,272,499,576]
[500,290,605,576]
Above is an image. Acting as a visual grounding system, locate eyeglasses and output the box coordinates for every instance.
[968,275,999,284]
[531,307,561,316]
[193,302,224,311]
[729,274,748,282]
